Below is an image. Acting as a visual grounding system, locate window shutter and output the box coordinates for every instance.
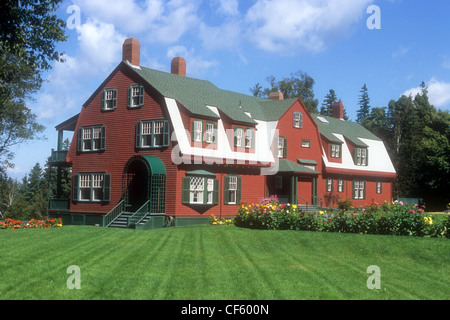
[365,149,369,166]
[112,89,117,110]
[352,180,356,199]
[100,126,106,150]
[283,137,287,158]
[213,179,219,205]
[72,174,79,201]
[182,177,191,204]
[163,120,170,147]
[236,176,242,204]
[136,122,142,148]
[203,178,208,204]
[363,180,366,199]
[354,148,358,165]
[224,175,230,204]
[191,121,196,142]
[127,87,132,108]
[300,113,303,128]
[293,112,297,127]
[77,128,82,152]
[101,90,106,111]
[213,123,217,144]
[103,174,111,202]
[139,85,144,107]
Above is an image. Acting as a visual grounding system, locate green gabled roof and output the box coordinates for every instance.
[277,159,319,174]
[312,114,381,147]
[129,63,296,124]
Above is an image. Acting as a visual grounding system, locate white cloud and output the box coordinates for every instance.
[402,78,450,109]
[245,0,373,53]
[167,46,218,77]
[217,0,240,16]
[199,20,242,50]
[73,0,199,44]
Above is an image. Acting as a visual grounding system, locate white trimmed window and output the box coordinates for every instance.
[73,173,111,202]
[326,178,333,192]
[78,126,106,152]
[234,127,243,147]
[228,176,238,204]
[207,178,214,204]
[337,179,344,192]
[277,137,286,158]
[293,112,303,128]
[182,175,218,205]
[128,84,144,108]
[331,144,341,158]
[193,121,203,142]
[245,129,254,148]
[353,180,366,199]
[355,148,368,166]
[189,177,204,204]
[102,88,117,111]
[136,120,170,148]
[376,181,382,194]
[205,123,214,143]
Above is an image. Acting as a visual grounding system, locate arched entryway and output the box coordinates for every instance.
[123,155,166,213]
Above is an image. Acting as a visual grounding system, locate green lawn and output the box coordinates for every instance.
[0,225,449,300]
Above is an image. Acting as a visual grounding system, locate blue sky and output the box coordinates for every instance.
[7,0,450,179]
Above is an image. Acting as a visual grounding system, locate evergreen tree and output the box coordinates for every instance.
[320,89,337,116]
[356,84,371,124]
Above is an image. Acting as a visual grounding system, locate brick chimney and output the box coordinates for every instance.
[122,38,140,66]
[171,57,186,76]
[332,101,344,120]
[269,91,284,100]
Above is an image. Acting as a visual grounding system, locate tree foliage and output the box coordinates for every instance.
[0,0,67,171]
[250,71,319,113]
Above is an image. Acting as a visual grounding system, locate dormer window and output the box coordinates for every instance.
[234,127,244,147]
[355,148,368,166]
[245,129,255,149]
[331,144,341,158]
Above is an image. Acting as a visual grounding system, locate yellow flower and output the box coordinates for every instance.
[319,211,324,215]
[292,204,297,209]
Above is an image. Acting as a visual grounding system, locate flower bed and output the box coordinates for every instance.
[234,196,450,238]
[0,218,63,229]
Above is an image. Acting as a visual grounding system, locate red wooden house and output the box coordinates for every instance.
[48,38,396,229]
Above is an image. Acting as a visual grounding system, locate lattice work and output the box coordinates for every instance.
[150,174,166,213]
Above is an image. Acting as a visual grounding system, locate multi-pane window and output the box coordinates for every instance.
[326,178,333,192]
[301,139,310,148]
[355,148,368,166]
[234,127,243,147]
[245,129,254,148]
[73,173,111,202]
[128,84,144,108]
[189,177,204,204]
[207,178,214,204]
[205,123,215,143]
[277,137,287,158]
[376,181,382,194]
[293,112,303,128]
[331,144,341,158]
[78,126,106,152]
[228,176,238,204]
[353,180,366,199]
[102,88,117,111]
[193,121,203,142]
[182,175,218,205]
[136,120,170,148]
[337,179,344,192]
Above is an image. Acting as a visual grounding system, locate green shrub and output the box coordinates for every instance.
[234,197,449,238]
